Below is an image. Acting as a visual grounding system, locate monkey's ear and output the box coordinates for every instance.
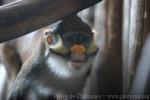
[47,35,53,44]
[44,31,54,44]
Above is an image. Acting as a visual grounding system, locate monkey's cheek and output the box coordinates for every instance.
[68,61,83,70]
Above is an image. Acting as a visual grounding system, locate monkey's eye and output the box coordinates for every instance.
[65,37,74,43]
[81,36,92,42]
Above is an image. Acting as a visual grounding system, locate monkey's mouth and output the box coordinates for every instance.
[70,53,86,62]
[69,53,86,70]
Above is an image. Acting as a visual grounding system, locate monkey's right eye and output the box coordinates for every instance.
[66,37,74,43]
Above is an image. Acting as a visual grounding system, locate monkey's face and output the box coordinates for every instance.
[62,32,97,70]
[45,31,97,74]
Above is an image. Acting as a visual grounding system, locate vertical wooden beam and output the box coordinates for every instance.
[128,0,145,92]
[131,0,150,95]
[122,0,131,94]
[143,0,150,39]
[95,0,123,95]
[131,35,150,95]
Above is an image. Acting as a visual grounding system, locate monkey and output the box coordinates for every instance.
[0,15,98,100]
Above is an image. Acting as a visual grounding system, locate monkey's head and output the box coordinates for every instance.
[44,15,98,78]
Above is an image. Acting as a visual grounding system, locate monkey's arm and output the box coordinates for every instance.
[9,40,46,100]
[9,55,45,100]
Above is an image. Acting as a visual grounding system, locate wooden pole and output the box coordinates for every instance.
[143,0,150,39]
[91,0,123,95]
[131,0,150,95]
[122,0,131,94]
[128,0,145,93]
[0,0,101,43]
[131,35,150,95]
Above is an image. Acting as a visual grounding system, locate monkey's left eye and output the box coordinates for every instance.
[81,36,91,42]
